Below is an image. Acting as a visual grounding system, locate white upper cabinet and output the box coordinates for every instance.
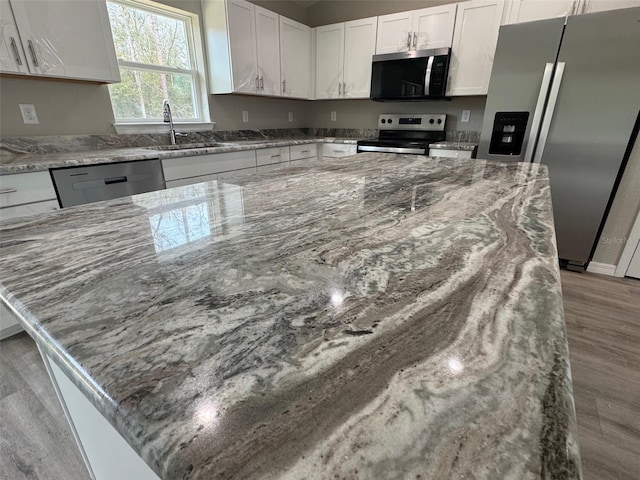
[280,17,311,99]
[0,0,28,74]
[225,0,258,94]
[580,0,640,14]
[505,0,577,23]
[343,18,377,98]
[315,17,376,99]
[412,4,458,50]
[376,11,413,54]
[376,5,456,54]
[315,23,344,99]
[255,6,280,96]
[447,0,505,96]
[0,0,119,82]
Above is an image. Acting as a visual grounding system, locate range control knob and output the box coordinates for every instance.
[381,119,386,124]
[437,119,442,124]
[429,118,435,124]
[388,118,393,124]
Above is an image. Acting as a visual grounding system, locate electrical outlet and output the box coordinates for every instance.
[19,104,39,124]
[461,110,471,123]
[331,111,337,122]
[288,112,293,122]
[242,111,249,123]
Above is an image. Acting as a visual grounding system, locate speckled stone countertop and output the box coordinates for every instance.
[0,153,581,479]
[429,141,478,151]
[0,137,357,174]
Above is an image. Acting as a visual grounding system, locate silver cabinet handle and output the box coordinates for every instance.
[343,82,347,95]
[523,63,554,163]
[9,37,22,65]
[27,40,39,67]
[270,154,281,158]
[413,32,418,49]
[282,79,286,93]
[338,82,342,96]
[0,188,18,194]
[407,32,411,49]
[533,62,565,164]
[255,76,259,90]
[260,76,264,90]
[301,150,310,153]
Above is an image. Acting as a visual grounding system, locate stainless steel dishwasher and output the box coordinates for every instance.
[50,159,165,208]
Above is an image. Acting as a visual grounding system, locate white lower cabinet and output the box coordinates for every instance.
[290,143,318,161]
[429,148,473,159]
[322,143,357,158]
[161,151,257,183]
[256,146,290,167]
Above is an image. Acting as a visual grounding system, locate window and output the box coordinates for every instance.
[106,0,207,123]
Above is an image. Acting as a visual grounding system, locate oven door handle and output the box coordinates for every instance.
[357,145,426,155]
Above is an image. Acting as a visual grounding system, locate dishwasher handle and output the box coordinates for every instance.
[104,176,128,185]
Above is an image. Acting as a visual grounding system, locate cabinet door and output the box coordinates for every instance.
[447,0,505,96]
[315,23,344,99]
[255,6,280,96]
[0,0,28,74]
[412,4,457,50]
[581,0,640,13]
[506,0,576,24]
[343,17,376,99]
[227,0,258,93]
[376,11,412,54]
[280,17,311,99]
[9,0,119,82]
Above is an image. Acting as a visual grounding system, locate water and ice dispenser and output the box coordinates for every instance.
[488,112,529,155]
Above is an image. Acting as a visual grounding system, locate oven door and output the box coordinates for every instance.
[356,141,428,155]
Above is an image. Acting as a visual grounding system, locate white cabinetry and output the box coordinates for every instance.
[0,0,28,74]
[280,17,311,98]
[376,5,457,54]
[162,151,257,188]
[255,6,281,96]
[0,0,119,82]
[505,0,576,23]
[290,143,318,165]
[447,0,505,96]
[322,143,357,158]
[256,146,290,172]
[580,0,639,13]
[315,18,376,99]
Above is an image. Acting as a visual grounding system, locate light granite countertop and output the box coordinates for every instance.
[0,137,359,174]
[0,153,580,479]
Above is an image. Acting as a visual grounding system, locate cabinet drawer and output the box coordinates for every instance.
[0,199,59,221]
[256,146,290,166]
[322,143,357,158]
[0,171,57,208]
[162,151,256,181]
[290,143,318,160]
[429,148,473,159]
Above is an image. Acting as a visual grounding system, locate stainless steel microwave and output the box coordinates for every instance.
[370,48,451,101]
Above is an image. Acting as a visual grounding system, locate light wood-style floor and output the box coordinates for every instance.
[0,270,638,480]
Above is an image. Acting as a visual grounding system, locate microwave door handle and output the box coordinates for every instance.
[523,63,554,163]
[424,56,435,96]
[533,62,565,164]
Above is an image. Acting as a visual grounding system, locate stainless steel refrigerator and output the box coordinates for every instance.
[478,8,640,271]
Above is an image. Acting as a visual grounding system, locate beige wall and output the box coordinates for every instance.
[210,94,310,130]
[305,0,455,27]
[592,134,640,266]
[310,96,486,131]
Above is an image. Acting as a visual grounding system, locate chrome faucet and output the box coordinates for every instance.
[162,100,187,145]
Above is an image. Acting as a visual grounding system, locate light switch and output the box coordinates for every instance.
[288,112,293,122]
[331,111,337,122]
[242,111,249,123]
[461,110,470,123]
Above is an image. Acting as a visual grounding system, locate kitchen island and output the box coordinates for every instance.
[0,153,581,479]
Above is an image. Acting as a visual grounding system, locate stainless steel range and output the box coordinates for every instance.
[357,113,446,155]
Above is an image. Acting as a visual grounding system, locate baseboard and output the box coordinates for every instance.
[586,261,617,276]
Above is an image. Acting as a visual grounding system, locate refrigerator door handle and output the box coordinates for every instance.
[533,62,566,164]
[524,63,555,163]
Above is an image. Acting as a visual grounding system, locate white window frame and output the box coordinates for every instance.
[106,0,213,133]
